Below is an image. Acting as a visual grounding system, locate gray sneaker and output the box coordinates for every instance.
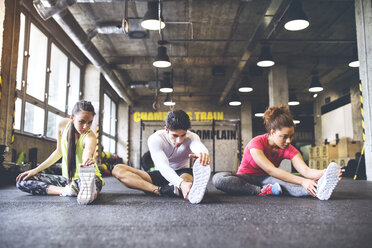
[60,181,78,197]
[316,162,340,200]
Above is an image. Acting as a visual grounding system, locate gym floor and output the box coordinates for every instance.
[1,177,371,248]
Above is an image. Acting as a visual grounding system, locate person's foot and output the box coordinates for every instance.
[188,160,211,204]
[258,183,282,196]
[77,165,96,204]
[159,184,180,197]
[316,162,340,200]
[60,181,78,197]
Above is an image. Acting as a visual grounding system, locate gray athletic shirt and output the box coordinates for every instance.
[148,130,209,188]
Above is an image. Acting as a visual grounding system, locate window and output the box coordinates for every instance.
[102,93,117,153]
[15,12,82,139]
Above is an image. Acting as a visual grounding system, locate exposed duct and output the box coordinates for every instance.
[89,19,149,39]
[130,81,158,89]
[31,0,133,105]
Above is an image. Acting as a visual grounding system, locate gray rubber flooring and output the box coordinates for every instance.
[1,176,372,248]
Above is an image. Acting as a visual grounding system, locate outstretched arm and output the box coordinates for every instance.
[81,131,97,167]
[250,148,318,197]
[189,133,210,165]
[16,119,67,181]
[291,153,324,180]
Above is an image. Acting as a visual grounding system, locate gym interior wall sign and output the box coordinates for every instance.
[152,129,237,140]
[133,111,224,122]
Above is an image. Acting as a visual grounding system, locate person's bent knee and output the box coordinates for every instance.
[112,164,129,179]
[212,172,231,190]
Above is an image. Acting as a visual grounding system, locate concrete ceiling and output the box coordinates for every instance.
[64,0,358,113]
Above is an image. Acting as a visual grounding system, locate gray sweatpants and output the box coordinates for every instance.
[212,172,309,197]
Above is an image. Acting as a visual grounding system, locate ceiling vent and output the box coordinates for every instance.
[95,18,149,39]
[128,18,149,39]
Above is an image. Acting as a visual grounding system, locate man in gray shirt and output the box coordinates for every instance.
[113,110,211,204]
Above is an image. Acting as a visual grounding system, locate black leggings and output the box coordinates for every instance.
[16,173,103,195]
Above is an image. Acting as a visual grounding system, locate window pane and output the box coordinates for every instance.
[16,13,25,90]
[48,44,67,111]
[110,100,116,136]
[110,138,116,153]
[14,98,22,130]
[102,135,110,153]
[24,102,44,135]
[47,112,62,138]
[26,24,47,101]
[68,61,80,114]
[103,94,110,134]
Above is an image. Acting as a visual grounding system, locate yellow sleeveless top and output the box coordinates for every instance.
[61,122,104,185]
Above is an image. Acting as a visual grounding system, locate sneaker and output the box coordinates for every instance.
[258,183,282,196]
[160,184,178,197]
[60,181,78,197]
[316,162,340,200]
[77,165,96,205]
[188,161,211,204]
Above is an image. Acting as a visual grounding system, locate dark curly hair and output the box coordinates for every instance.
[165,110,191,131]
[263,105,294,133]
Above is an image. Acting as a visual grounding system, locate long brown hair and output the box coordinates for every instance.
[67,101,95,181]
[263,105,294,133]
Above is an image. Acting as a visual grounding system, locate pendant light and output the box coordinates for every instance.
[309,74,323,93]
[229,92,241,106]
[238,77,253,93]
[164,93,175,106]
[141,1,166,31]
[257,46,275,67]
[288,93,300,106]
[284,0,309,31]
[160,72,173,93]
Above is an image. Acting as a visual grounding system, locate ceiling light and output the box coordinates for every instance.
[257,46,275,67]
[153,46,171,68]
[288,93,300,106]
[284,0,309,31]
[313,93,318,98]
[309,75,323,93]
[160,72,173,93]
[254,112,264,117]
[293,120,300,124]
[238,78,253,93]
[164,93,175,106]
[229,93,241,106]
[141,1,165,30]
[348,47,359,68]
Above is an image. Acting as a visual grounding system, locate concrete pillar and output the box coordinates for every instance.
[268,65,289,106]
[240,100,252,147]
[1,0,19,158]
[117,100,129,164]
[355,0,372,180]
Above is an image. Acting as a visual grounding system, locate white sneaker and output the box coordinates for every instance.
[188,160,211,204]
[60,181,78,197]
[316,162,340,200]
[77,165,96,204]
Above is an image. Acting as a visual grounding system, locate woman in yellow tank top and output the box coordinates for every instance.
[16,101,104,205]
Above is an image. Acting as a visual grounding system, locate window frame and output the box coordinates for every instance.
[15,10,83,141]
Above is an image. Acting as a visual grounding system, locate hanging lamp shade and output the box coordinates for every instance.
[229,93,241,106]
[153,46,171,68]
[238,78,253,93]
[254,112,264,117]
[284,0,309,31]
[257,46,275,67]
[164,93,175,106]
[348,47,359,68]
[141,1,165,30]
[288,93,300,106]
[160,73,173,93]
[309,75,323,93]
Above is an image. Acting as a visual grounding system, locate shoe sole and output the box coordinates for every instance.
[77,165,96,204]
[317,162,340,200]
[188,161,211,204]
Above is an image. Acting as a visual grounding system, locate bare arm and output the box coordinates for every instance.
[250,148,318,197]
[291,153,324,180]
[16,119,67,181]
[81,131,97,166]
[189,133,210,165]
